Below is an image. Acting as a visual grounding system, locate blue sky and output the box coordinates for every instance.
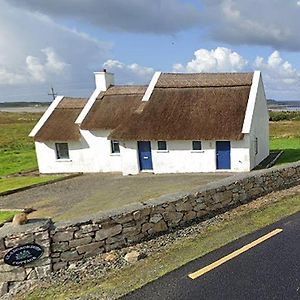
[1,0,300,102]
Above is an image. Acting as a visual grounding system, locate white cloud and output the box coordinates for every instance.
[173,47,247,73]
[103,59,154,84]
[0,68,26,85]
[201,0,300,51]
[0,0,111,101]
[173,47,300,99]
[26,48,69,83]
[254,51,300,94]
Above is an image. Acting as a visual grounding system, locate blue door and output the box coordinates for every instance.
[138,141,153,170]
[216,141,231,170]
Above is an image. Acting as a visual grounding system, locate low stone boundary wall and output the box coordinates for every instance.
[1,161,300,296]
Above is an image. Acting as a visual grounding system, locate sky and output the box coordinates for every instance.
[1,0,300,102]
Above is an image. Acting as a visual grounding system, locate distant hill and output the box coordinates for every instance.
[267,99,300,107]
[0,102,51,108]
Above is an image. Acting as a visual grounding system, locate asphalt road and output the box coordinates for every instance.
[122,212,300,300]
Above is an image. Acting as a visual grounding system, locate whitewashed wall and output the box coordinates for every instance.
[35,130,122,174]
[120,141,140,175]
[249,76,269,169]
[120,139,251,175]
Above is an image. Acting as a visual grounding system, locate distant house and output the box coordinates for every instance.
[29,70,269,175]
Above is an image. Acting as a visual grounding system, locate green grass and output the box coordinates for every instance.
[269,120,300,165]
[270,138,300,164]
[23,194,300,300]
[0,176,63,194]
[0,210,18,224]
[0,112,41,177]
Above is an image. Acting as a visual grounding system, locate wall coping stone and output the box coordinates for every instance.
[0,219,52,239]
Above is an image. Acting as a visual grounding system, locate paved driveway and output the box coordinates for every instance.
[0,172,234,221]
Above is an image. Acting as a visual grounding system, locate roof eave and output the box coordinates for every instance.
[241,71,261,134]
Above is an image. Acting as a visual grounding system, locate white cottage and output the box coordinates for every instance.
[29,70,269,175]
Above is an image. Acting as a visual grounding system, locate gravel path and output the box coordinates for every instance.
[0,172,232,221]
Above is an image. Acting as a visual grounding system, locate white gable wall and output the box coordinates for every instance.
[249,76,269,169]
[35,130,122,174]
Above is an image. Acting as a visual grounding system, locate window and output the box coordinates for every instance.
[255,137,258,155]
[157,141,167,151]
[111,140,120,154]
[192,141,202,151]
[55,143,69,159]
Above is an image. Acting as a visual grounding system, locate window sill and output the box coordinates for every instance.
[110,153,121,156]
[191,150,204,153]
[56,159,72,162]
[157,150,169,153]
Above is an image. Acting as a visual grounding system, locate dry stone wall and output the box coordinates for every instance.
[1,161,300,296]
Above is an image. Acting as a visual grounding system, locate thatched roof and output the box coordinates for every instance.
[34,97,87,142]
[80,86,146,130]
[109,73,253,141]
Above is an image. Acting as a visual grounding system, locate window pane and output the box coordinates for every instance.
[255,138,258,155]
[192,141,201,150]
[55,143,69,159]
[111,140,120,153]
[158,141,167,150]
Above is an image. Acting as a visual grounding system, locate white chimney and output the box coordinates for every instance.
[94,69,114,91]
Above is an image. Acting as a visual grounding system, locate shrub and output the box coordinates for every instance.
[269,111,300,121]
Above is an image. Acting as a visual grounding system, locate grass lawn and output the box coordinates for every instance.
[0,210,18,224]
[269,120,300,165]
[0,176,63,194]
[23,192,300,300]
[0,112,42,177]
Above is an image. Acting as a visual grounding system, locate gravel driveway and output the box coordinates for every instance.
[0,172,234,221]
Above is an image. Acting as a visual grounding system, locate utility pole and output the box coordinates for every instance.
[48,86,57,101]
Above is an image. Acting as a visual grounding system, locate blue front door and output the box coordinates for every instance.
[216,141,231,170]
[138,141,153,170]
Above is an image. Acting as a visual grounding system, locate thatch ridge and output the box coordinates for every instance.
[157,72,253,88]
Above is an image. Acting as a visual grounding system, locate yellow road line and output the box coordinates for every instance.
[188,228,283,280]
